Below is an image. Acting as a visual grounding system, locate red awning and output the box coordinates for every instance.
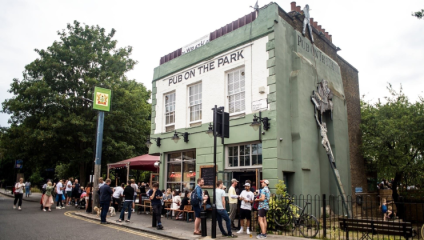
[108,154,160,172]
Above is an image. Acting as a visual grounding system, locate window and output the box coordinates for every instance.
[165,92,175,132]
[228,68,245,114]
[189,83,202,122]
[228,143,262,168]
[166,151,196,192]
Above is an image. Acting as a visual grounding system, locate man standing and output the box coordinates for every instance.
[130,179,138,213]
[65,178,73,206]
[255,179,270,239]
[99,178,113,224]
[56,180,64,209]
[98,177,105,188]
[237,182,254,235]
[193,178,207,235]
[148,183,164,230]
[216,180,237,238]
[228,179,239,229]
[117,180,134,222]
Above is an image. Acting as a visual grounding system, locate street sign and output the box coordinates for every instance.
[15,159,23,169]
[93,87,112,112]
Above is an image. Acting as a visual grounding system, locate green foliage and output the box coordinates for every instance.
[412,9,424,19]
[361,84,424,196]
[266,180,293,230]
[0,20,151,185]
[29,170,44,185]
[55,163,71,180]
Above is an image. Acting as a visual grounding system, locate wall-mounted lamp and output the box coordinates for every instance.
[205,123,214,138]
[172,131,190,143]
[250,111,270,131]
[145,137,161,148]
[154,161,161,168]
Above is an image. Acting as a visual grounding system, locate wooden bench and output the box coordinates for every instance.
[183,205,195,222]
[339,218,416,240]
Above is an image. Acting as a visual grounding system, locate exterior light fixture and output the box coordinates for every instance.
[172,131,180,143]
[250,111,271,131]
[206,123,214,138]
[145,137,161,148]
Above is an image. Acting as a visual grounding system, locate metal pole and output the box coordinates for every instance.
[212,105,217,238]
[92,111,105,210]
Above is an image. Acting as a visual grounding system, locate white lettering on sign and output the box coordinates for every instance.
[252,99,268,111]
[168,50,245,86]
[181,34,210,55]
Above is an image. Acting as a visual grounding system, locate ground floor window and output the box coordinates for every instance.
[227,143,262,168]
[166,150,196,193]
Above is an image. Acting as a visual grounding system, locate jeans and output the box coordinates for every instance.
[216,209,232,236]
[14,193,23,206]
[113,197,121,212]
[56,194,63,207]
[152,204,162,225]
[25,187,30,197]
[120,201,132,220]
[100,202,110,223]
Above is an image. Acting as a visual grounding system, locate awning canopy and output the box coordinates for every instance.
[107,154,160,172]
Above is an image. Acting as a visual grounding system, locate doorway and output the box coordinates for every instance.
[232,170,261,192]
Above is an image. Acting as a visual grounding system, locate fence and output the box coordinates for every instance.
[260,194,424,239]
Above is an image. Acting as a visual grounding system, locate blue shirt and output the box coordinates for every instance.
[148,189,163,206]
[258,186,270,210]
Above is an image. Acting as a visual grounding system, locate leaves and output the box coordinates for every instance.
[0,21,151,185]
[412,9,424,19]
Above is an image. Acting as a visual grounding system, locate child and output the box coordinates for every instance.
[381,198,396,221]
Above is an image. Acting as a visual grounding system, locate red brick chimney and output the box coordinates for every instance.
[296,6,301,12]
[291,2,296,12]
[313,21,318,28]
[318,25,322,32]
[329,34,332,42]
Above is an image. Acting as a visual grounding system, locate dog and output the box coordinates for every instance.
[109,207,115,217]
[94,206,101,217]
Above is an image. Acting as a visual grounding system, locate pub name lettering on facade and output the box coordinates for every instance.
[168,50,244,86]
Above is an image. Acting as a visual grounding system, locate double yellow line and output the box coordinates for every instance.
[64,211,168,240]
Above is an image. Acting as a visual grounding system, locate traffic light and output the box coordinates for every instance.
[183,132,189,143]
[156,137,161,147]
[216,110,229,138]
[262,117,270,131]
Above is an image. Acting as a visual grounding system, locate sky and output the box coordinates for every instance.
[0,0,423,127]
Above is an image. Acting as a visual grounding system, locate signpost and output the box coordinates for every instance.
[91,87,112,212]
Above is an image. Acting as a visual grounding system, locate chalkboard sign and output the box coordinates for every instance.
[200,165,217,188]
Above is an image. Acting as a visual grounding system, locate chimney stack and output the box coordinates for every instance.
[318,25,322,32]
[296,6,301,12]
[291,2,296,12]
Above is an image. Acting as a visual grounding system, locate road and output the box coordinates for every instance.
[0,194,171,240]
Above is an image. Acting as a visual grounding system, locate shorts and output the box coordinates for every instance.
[240,209,252,220]
[133,195,137,201]
[193,204,201,218]
[66,191,72,197]
[258,208,268,217]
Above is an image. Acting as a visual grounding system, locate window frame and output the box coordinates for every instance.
[226,142,263,169]
[188,82,202,124]
[227,67,246,115]
[164,91,176,131]
[165,150,197,193]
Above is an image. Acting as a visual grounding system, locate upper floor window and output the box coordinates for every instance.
[189,83,202,123]
[228,68,245,114]
[228,143,262,168]
[165,92,175,132]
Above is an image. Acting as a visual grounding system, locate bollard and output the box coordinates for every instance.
[201,211,207,237]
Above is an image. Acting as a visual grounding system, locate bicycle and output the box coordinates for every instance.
[273,196,319,238]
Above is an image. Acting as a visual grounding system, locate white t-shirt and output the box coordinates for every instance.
[131,184,138,196]
[65,181,72,192]
[56,182,63,194]
[240,190,255,210]
[113,186,124,198]
[98,182,105,188]
[215,188,226,210]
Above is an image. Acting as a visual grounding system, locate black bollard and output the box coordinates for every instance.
[201,211,207,237]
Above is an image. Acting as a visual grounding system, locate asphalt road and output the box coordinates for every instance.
[0,194,171,240]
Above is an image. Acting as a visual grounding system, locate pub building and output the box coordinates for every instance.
[147,2,365,197]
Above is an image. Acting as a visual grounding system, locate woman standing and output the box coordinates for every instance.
[14,178,25,210]
[42,182,56,212]
[85,183,92,212]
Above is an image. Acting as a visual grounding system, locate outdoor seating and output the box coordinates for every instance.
[339,218,415,239]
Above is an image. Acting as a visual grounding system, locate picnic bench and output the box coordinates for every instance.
[339,218,416,240]
[136,198,152,214]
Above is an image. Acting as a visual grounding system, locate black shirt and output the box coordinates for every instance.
[148,189,163,206]
[99,184,113,204]
[180,196,189,210]
[123,185,134,201]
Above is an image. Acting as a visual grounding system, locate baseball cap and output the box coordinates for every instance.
[260,179,269,185]
[231,179,239,183]
[244,183,250,187]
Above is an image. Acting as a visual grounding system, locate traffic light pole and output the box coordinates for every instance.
[212,105,217,239]
[92,111,105,211]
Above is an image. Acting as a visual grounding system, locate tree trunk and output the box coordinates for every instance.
[392,171,404,219]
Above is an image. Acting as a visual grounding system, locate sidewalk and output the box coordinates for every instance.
[0,188,42,202]
[74,209,307,240]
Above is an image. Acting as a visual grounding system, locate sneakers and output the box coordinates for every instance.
[132,209,135,212]
[43,209,46,212]
[13,206,16,209]
[256,234,267,239]
[227,234,238,238]
[237,228,243,234]
[18,207,21,211]
[247,229,251,235]
[56,206,61,209]
[157,225,163,230]
[61,206,65,209]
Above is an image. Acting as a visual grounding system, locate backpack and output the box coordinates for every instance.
[190,187,200,206]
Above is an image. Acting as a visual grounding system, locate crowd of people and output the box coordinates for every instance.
[12,176,271,239]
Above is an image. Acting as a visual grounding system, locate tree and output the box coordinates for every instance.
[1,21,151,186]
[412,9,424,19]
[361,84,424,217]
